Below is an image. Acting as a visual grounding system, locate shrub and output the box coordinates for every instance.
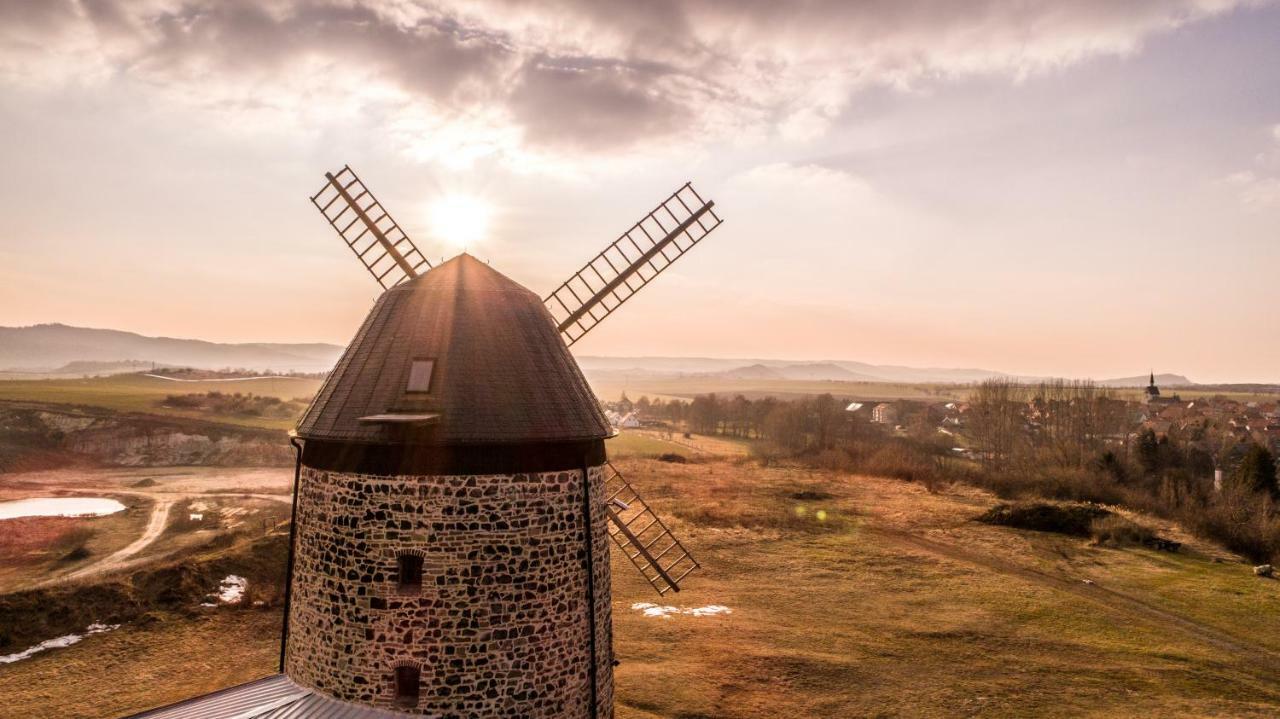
[657,453,688,464]
[1090,515,1157,548]
[976,502,1110,537]
[53,526,96,563]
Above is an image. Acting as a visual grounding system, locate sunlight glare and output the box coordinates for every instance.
[427,194,493,249]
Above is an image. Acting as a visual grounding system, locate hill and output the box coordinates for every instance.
[0,324,342,374]
[578,355,1014,384]
[1098,373,1195,388]
[2,456,1279,717]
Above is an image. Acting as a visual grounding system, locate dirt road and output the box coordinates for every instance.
[59,496,176,584]
[33,488,292,588]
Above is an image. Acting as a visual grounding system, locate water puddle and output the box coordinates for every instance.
[0,623,120,665]
[631,602,733,619]
[0,497,126,520]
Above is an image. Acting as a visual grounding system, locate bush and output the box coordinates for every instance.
[1089,515,1157,547]
[977,502,1110,537]
[657,453,688,464]
[53,526,96,564]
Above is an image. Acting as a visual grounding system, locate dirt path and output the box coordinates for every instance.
[59,497,175,584]
[33,489,292,588]
[872,526,1280,679]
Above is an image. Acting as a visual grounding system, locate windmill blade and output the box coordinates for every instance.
[545,182,723,346]
[310,165,432,289]
[601,461,700,595]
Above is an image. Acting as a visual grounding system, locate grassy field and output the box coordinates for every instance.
[606,429,751,458]
[2,454,1279,717]
[0,374,322,430]
[0,493,153,591]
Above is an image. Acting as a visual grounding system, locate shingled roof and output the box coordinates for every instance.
[295,253,611,445]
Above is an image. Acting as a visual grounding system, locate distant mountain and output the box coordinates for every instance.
[827,361,1012,384]
[719,364,786,380]
[578,355,1013,384]
[578,356,1211,386]
[0,324,343,373]
[1097,373,1194,388]
[775,362,882,382]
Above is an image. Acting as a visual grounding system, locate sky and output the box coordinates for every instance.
[0,0,1278,383]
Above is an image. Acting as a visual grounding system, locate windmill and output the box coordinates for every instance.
[307,165,720,598]
[129,166,725,719]
[293,165,722,716]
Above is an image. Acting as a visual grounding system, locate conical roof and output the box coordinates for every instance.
[296,254,611,445]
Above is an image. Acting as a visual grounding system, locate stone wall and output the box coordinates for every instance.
[285,464,614,718]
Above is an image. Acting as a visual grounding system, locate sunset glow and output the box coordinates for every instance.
[427,194,493,250]
[0,1,1277,381]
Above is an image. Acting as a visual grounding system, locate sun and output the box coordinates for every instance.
[427,194,492,249]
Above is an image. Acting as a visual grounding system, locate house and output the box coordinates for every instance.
[872,403,898,425]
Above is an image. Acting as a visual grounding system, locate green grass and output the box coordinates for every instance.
[606,431,690,457]
[0,374,323,430]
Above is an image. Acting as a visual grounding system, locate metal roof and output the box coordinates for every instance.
[295,253,611,445]
[124,674,416,719]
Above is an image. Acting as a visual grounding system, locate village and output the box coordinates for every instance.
[602,374,1280,492]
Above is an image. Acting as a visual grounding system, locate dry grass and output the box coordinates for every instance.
[0,611,281,719]
[0,374,322,430]
[3,459,1280,718]
[0,496,153,591]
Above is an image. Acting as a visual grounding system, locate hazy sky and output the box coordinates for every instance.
[1,1,1278,382]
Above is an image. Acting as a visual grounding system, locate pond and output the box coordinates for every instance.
[0,497,127,520]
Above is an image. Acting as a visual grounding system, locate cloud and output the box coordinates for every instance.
[0,0,1267,167]
[1223,171,1280,208]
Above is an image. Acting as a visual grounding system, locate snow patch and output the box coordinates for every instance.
[200,575,247,607]
[0,623,120,665]
[631,602,732,620]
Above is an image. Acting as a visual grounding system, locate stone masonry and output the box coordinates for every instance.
[285,464,614,718]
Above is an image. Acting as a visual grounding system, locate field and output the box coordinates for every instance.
[587,375,1280,406]
[589,376,969,403]
[0,374,322,430]
[606,429,751,458]
[0,494,152,590]
[2,454,1279,718]
[0,467,292,592]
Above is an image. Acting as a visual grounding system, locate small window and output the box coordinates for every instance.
[406,358,435,393]
[398,554,424,592]
[394,665,421,707]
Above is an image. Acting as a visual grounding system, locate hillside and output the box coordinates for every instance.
[1098,373,1195,388]
[2,456,1278,717]
[0,324,342,373]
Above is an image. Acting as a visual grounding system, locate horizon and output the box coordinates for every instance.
[0,320,1249,385]
[3,2,1280,383]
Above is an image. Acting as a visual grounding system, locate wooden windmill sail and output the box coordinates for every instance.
[309,165,721,595]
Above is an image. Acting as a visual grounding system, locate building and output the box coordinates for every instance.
[130,255,616,718]
[872,402,898,425]
[1144,371,1161,403]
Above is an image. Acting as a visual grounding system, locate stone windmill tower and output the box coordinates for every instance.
[281,166,724,717]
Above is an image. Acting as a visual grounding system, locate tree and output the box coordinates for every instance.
[1135,429,1162,475]
[968,379,1023,468]
[1232,443,1278,497]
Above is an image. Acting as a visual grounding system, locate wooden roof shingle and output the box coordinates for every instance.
[295,254,610,445]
